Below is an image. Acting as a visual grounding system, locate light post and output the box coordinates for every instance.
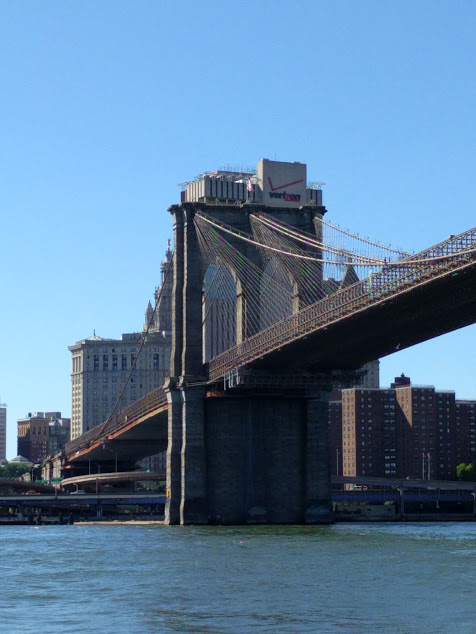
[30,464,39,483]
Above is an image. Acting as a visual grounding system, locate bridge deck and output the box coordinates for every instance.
[64,226,476,465]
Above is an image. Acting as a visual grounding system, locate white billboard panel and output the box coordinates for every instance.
[257,159,307,207]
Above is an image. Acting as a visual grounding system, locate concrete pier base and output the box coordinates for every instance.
[202,387,333,525]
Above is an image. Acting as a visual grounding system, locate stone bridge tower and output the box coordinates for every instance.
[165,159,335,525]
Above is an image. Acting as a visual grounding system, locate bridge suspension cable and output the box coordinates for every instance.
[195,213,386,267]
[90,254,174,442]
[196,218,298,341]
[252,214,386,265]
[207,224,476,381]
[315,215,410,257]
[197,212,476,268]
[195,210,383,349]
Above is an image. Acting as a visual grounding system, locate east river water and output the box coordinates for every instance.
[1,522,476,633]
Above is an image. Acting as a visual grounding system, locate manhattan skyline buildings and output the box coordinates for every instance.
[1,2,475,458]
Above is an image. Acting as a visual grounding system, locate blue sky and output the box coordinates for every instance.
[1,1,475,458]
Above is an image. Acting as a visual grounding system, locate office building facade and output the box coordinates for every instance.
[69,331,171,440]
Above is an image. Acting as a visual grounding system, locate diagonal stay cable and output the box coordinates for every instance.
[254,214,386,265]
[91,253,174,443]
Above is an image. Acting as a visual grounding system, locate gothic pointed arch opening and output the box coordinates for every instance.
[202,262,237,363]
[259,255,293,329]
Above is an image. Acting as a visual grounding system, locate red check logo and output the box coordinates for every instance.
[268,177,304,191]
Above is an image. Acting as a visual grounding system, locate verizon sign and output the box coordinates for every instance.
[258,159,307,207]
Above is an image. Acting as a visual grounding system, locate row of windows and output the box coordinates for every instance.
[89,353,164,372]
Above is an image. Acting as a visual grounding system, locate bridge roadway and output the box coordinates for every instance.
[64,225,476,466]
[2,476,474,510]
[60,471,165,490]
[209,226,476,380]
[333,491,474,503]
[0,492,166,509]
[66,392,168,463]
[1,492,469,508]
[0,478,56,494]
[331,476,476,505]
[331,475,476,492]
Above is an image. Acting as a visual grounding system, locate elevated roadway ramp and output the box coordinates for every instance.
[67,407,168,463]
[61,471,164,491]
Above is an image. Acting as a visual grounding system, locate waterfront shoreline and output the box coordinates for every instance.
[75,520,165,525]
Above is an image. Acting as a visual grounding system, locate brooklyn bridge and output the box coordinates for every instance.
[62,159,476,525]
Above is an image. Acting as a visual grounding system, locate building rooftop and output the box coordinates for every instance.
[9,455,32,464]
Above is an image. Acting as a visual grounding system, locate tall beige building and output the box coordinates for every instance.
[69,246,173,441]
[0,405,6,461]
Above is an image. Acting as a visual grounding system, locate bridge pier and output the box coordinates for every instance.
[205,386,333,525]
[164,378,182,525]
[305,390,333,523]
[180,383,208,524]
[164,379,333,525]
[165,380,208,525]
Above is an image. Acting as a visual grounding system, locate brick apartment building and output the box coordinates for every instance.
[17,412,71,464]
[331,375,476,481]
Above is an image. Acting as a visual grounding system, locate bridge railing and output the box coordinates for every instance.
[208,226,476,382]
[65,387,168,457]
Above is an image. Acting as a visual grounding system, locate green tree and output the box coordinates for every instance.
[456,463,476,482]
[0,464,32,479]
